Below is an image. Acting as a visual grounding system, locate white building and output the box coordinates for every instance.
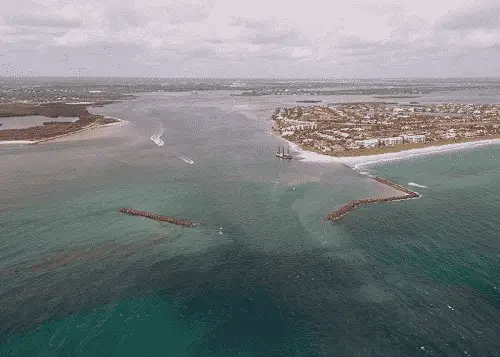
[379,136,403,146]
[355,138,379,148]
[403,134,426,143]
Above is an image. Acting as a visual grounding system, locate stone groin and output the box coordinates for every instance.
[119,208,194,227]
[327,177,420,221]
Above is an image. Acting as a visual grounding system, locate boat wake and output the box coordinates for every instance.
[178,156,194,164]
[150,127,164,147]
[408,182,428,188]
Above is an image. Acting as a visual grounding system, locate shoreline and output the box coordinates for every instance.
[271,130,423,220]
[0,101,125,145]
[270,128,499,222]
[0,116,126,145]
[274,131,500,168]
[31,117,127,144]
[271,102,500,167]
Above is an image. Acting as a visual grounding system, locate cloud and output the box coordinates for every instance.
[241,28,306,46]
[164,2,212,25]
[230,17,267,29]
[4,15,81,29]
[438,3,500,31]
[0,0,499,77]
[177,47,217,59]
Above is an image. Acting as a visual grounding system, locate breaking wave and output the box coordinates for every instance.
[408,182,428,188]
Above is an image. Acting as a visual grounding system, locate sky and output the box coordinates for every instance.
[0,0,499,78]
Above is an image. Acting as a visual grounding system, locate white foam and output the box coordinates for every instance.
[99,117,128,129]
[408,182,428,188]
[150,126,164,147]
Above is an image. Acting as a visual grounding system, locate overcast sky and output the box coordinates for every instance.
[1,0,499,78]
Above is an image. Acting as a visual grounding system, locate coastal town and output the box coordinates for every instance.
[271,102,500,156]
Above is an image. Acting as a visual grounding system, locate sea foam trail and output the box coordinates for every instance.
[178,156,194,164]
[408,182,428,188]
[150,127,164,147]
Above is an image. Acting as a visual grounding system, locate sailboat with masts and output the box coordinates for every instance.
[276,145,283,158]
[283,145,292,159]
[276,145,292,159]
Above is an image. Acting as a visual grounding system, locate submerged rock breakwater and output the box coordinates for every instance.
[327,177,420,221]
[118,208,194,227]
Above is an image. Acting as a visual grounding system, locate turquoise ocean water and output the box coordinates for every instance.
[0,92,499,356]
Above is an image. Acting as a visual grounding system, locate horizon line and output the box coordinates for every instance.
[1,75,500,81]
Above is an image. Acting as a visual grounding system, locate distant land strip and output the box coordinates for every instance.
[0,101,120,142]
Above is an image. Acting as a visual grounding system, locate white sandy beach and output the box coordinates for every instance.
[0,140,36,145]
[277,133,500,169]
[0,117,128,145]
[39,117,129,143]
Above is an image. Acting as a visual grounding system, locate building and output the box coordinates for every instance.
[403,134,426,143]
[379,136,403,146]
[354,138,379,148]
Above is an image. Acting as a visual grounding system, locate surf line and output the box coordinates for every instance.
[408,182,428,188]
[326,176,421,221]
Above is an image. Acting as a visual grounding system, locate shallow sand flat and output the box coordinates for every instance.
[35,119,130,144]
[280,173,322,186]
[371,178,409,198]
[0,116,131,145]
[273,133,424,199]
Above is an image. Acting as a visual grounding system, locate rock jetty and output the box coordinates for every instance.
[118,208,194,227]
[327,177,420,221]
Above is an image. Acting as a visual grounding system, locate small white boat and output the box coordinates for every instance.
[179,156,194,164]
